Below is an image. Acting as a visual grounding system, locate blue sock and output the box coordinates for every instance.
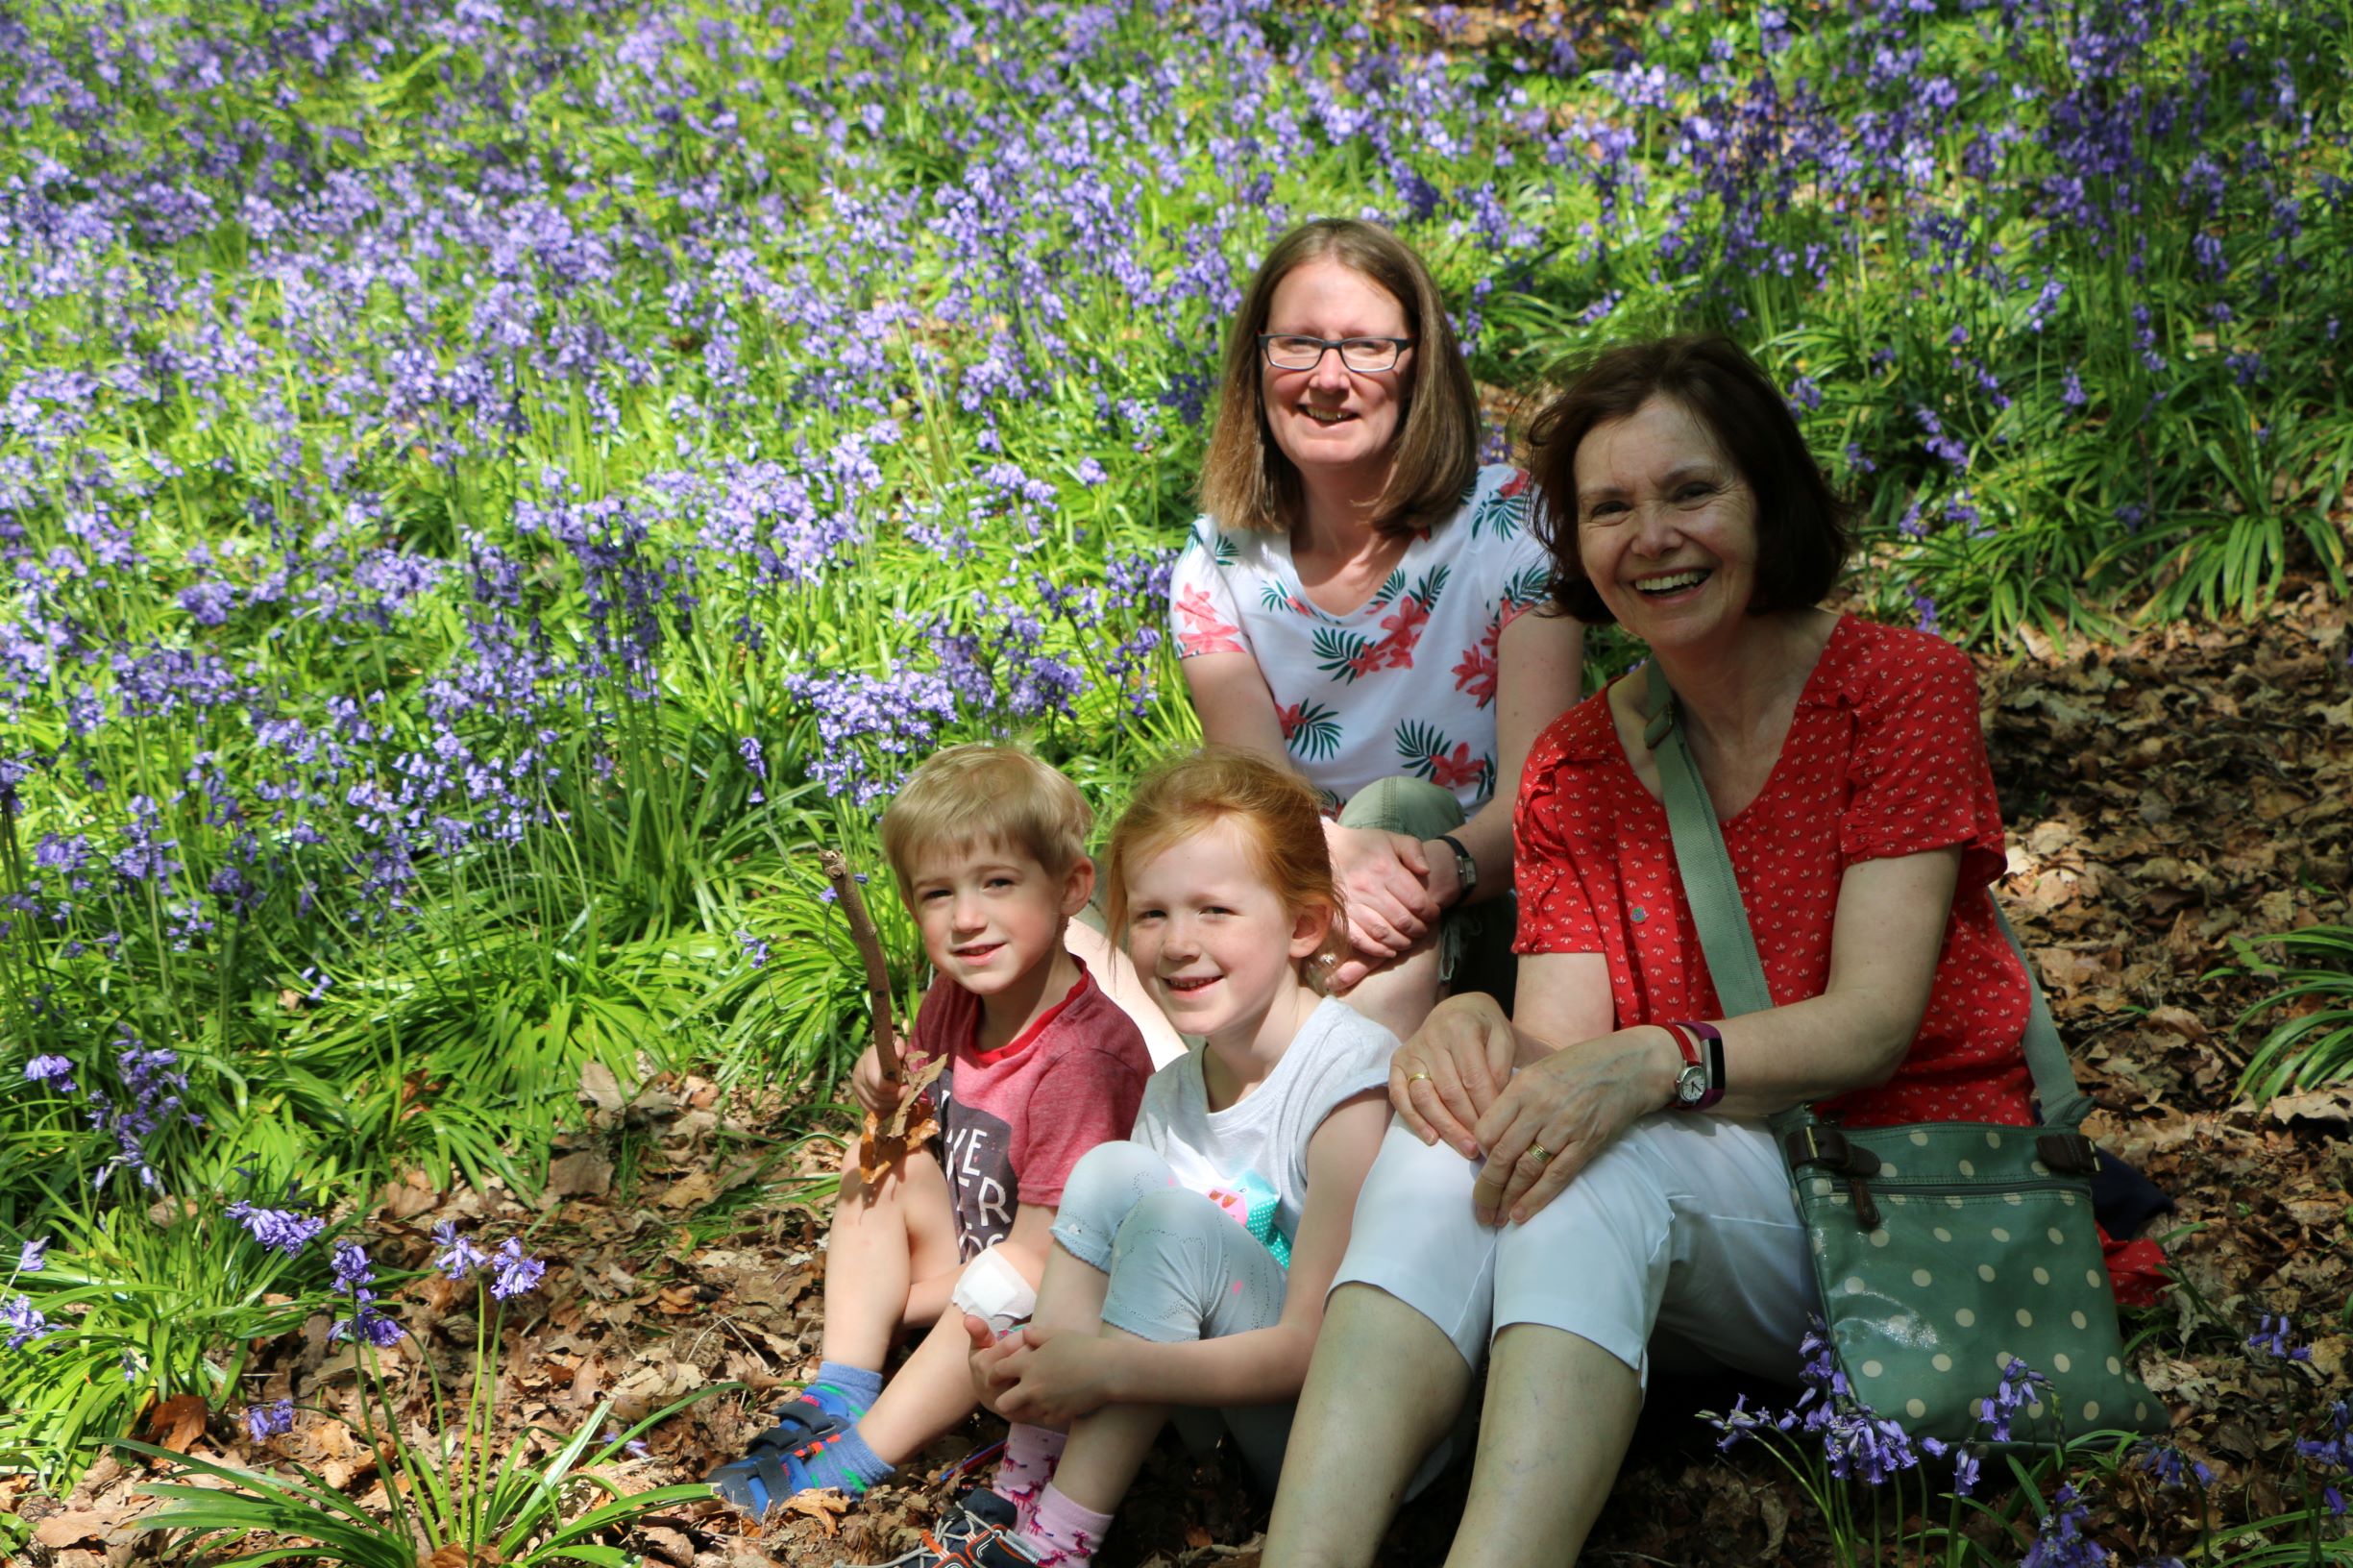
[805,1360,884,1416]
[795,1420,895,1496]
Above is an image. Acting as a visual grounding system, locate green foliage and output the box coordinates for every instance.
[2216,925,2353,1103]
[122,1393,717,1567]
[1,1179,338,1481]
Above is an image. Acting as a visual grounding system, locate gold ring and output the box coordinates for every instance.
[1407,1070,1434,1085]
[1525,1141,1554,1165]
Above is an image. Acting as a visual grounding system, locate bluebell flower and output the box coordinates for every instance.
[491,1238,546,1302]
[4,1295,55,1350]
[2135,1440,2213,1489]
[244,1399,295,1441]
[2021,1484,2106,1568]
[432,1221,488,1283]
[1976,1357,2054,1443]
[2297,1398,2349,1512]
[737,930,772,969]
[2247,1313,2311,1362]
[22,1055,76,1093]
[331,1299,404,1348]
[15,1237,48,1273]
[331,1240,375,1292]
[226,1200,326,1257]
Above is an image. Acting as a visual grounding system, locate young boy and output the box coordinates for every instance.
[708,745,1156,1514]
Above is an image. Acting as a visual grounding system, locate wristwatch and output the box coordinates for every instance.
[1434,833,1477,903]
[1663,1021,1726,1112]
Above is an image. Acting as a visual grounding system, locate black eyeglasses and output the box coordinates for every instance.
[1257,334,1414,374]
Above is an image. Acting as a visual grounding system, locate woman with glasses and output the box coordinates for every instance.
[1168,218,1586,1039]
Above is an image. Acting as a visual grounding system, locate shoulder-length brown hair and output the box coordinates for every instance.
[1197,219,1482,539]
[1525,333,1852,625]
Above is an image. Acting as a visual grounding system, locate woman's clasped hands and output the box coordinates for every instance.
[1321,823,1441,993]
[1390,994,1679,1226]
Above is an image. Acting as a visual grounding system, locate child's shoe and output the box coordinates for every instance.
[856,1489,1036,1567]
[703,1382,870,1513]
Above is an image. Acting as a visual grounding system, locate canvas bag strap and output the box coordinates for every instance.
[1638,660,2092,1136]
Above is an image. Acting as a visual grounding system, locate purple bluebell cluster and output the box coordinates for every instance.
[225,1201,328,1258]
[2021,1484,2105,1568]
[2301,1401,2351,1516]
[489,1237,546,1302]
[243,1399,295,1442]
[327,1241,403,1348]
[3,1294,53,1350]
[2248,1313,2313,1362]
[1976,1355,2058,1443]
[1707,1321,1953,1487]
[84,1032,199,1193]
[433,1222,544,1303]
[432,1221,490,1283]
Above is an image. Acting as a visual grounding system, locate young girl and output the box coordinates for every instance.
[883,749,1397,1568]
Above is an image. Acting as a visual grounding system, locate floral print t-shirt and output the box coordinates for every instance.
[1167,465,1553,811]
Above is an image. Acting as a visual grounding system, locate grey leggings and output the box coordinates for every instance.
[1049,1140,1293,1487]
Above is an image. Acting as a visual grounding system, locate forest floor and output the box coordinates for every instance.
[15,591,2353,1567]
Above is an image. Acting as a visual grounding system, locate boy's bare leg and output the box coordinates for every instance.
[859,1240,1048,1462]
[821,1144,961,1370]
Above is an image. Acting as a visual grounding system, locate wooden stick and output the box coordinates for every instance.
[820,849,900,1082]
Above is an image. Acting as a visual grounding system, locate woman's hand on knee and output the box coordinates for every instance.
[1391,993,1516,1159]
[1469,1027,1677,1225]
[1326,823,1440,960]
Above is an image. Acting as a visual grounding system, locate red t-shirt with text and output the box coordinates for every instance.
[912,964,1154,1260]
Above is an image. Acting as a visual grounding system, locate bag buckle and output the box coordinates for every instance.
[2035,1133,2101,1175]
[1788,1127,1882,1231]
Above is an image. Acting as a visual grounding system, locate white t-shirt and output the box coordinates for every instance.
[1167,464,1554,811]
[1135,997,1396,1253]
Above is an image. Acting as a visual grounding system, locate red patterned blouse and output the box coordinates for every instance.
[1511,615,2161,1299]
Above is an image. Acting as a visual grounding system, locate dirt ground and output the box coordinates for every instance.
[12,593,2351,1566]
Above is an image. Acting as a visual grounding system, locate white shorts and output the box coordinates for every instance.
[1333,1115,1819,1389]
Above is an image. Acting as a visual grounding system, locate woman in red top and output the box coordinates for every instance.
[1261,337,2150,1565]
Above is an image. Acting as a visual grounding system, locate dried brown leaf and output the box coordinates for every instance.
[141,1392,208,1456]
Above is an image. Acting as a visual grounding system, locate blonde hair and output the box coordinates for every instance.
[878,745,1091,900]
[1197,218,1482,540]
[1103,748,1350,987]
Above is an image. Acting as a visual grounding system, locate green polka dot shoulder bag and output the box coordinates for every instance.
[1642,662,2165,1449]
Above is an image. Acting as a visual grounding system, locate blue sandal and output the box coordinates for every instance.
[704,1387,864,1513]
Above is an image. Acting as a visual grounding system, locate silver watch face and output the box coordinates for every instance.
[1675,1063,1709,1103]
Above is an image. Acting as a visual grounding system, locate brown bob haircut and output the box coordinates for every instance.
[1103,747,1351,988]
[1197,219,1482,539]
[1525,334,1852,625]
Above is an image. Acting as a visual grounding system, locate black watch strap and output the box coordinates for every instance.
[1434,832,1477,898]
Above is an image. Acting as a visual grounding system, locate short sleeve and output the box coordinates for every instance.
[1837,633,2007,890]
[1014,1048,1152,1209]
[1168,522,1250,659]
[1511,731,1605,956]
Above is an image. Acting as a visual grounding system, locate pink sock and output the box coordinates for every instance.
[1017,1482,1115,1568]
[993,1423,1067,1529]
